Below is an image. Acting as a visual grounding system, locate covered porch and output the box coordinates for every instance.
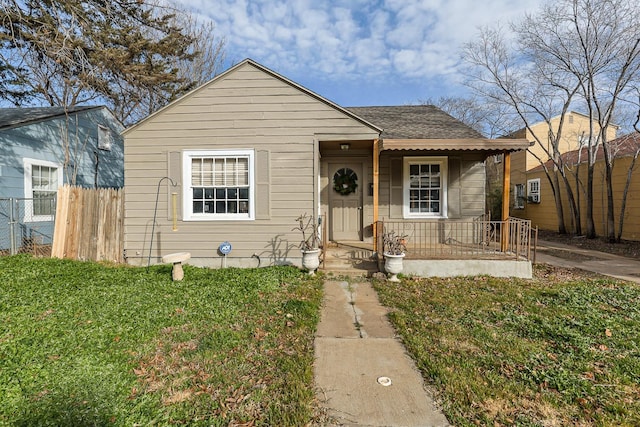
[320,216,536,278]
[318,105,532,277]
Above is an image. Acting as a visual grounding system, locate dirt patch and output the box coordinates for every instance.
[537,230,640,259]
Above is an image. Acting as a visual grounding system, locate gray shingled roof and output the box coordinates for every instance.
[346,105,484,139]
[0,106,99,130]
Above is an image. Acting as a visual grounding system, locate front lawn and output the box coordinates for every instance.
[374,265,640,426]
[0,255,323,426]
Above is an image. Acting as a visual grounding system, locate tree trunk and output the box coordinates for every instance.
[573,162,583,235]
[552,172,567,234]
[601,160,616,242]
[561,170,581,235]
[617,151,639,241]
[585,162,596,238]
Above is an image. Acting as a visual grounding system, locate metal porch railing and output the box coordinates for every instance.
[375,215,535,261]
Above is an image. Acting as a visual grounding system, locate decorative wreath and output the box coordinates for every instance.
[333,168,358,196]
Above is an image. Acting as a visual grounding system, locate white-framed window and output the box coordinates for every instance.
[514,184,525,209]
[97,125,112,151]
[23,158,62,222]
[182,149,255,221]
[527,178,540,203]
[403,156,448,218]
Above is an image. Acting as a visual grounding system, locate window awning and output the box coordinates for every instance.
[380,138,531,153]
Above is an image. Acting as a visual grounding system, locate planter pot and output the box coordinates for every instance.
[301,249,321,275]
[384,252,405,282]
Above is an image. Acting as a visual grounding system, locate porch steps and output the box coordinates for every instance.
[321,242,380,277]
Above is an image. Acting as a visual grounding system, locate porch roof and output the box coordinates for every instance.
[380,138,532,153]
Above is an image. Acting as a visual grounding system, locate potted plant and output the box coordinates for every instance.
[382,230,407,282]
[293,213,321,275]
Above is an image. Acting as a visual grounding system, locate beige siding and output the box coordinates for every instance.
[124,62,378,266]
[375,151,487,223]
[460,156,486,216]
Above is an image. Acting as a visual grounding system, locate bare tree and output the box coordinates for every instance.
[166,2,227,86]
[518,0,640,240]
[463,25,581,234]
[463,0,640,239]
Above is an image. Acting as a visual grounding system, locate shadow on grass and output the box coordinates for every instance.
[14,396,113,427]
[11,376,134,427]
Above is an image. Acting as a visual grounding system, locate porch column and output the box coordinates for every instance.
[501,150,511,251]
[373,139,379,252]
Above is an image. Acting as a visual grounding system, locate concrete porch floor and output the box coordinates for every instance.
[321,240,533,278]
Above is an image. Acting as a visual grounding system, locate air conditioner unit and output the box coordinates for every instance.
[528,194,540,204]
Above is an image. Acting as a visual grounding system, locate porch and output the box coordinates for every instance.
[320,216,536,278]
[375,216,535,261]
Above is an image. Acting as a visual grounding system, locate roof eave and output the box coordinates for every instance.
[0,105,102,131]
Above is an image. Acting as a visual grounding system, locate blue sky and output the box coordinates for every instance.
[176,0,543,107]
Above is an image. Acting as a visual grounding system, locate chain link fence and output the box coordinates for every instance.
[0,198,56,257]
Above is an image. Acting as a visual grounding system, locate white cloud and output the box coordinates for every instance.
[174,0,545,102]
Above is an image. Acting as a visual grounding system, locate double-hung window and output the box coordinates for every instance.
[403,156,448,218]
[183,150,254,221]
[23,158,62,221]
[527,178,540,203]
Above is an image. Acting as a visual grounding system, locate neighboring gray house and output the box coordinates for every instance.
[123,59,529,269]
[0,106,124,253]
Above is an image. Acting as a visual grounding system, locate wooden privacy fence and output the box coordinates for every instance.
[52,185,124,263]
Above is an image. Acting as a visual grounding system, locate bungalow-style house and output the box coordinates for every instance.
[123,59,531,276]
[0,106,124,254]
[522,132,640,240]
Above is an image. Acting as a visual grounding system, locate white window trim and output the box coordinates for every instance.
[403,156,448,219]
[182,149,255,221]
[527,178,541,203]
[97,124,112,151]
[23,157,62,222]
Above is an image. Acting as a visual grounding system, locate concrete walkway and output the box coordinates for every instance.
[314,280,449,427]
[313,241,639,425]
[536,239,640,284]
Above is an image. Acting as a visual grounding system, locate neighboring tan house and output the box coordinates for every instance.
[0,106,124,253]
[524,132,640,240]
[123,59,530,271]
[490,112,617,216]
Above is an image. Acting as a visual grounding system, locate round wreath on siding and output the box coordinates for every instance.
[333,168,358,196]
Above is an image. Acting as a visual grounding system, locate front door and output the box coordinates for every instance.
[329,162,363,241]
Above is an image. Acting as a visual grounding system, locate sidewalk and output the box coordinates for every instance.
[536,239,640,284]
[314,280,449,427]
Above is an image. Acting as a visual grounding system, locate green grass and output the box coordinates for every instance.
[0,255,323,426]
[374,265,640,426]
